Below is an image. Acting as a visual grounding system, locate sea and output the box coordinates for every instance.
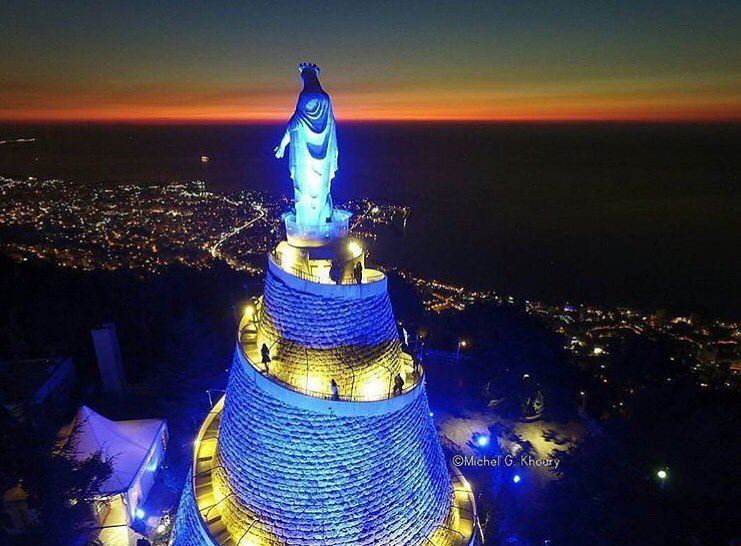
[0,122,739,318]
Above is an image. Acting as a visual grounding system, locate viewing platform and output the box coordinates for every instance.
[269,248,385,286]
[239,307,421,403]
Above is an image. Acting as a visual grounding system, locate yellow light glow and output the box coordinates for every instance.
[280,246,297,272]
[347,241,362,257]
[362,377,386,400]
[306,374,325,394]
[244,304,255,318]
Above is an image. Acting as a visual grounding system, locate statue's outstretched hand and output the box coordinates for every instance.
[274,145,285,159]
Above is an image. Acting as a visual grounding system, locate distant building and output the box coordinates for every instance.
[0,357,76,534]
[188,180,206,193]
[0,356,76,423]
[91,323,127,398]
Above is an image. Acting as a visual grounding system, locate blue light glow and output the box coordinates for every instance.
[275,63,338,228]
[135,508,146,519]
[475,434,490,447]
[513,474,521,484]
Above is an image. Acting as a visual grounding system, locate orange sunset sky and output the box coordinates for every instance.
[1,2,739,123]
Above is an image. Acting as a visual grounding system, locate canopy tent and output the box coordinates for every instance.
[59,405,166,497]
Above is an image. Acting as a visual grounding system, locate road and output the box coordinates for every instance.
[210,206,267,260]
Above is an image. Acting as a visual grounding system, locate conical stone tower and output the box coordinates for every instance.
[172,64,477,546]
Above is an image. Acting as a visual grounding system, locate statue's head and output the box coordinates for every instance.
[297,62,323,93]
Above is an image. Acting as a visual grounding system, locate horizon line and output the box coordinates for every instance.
[2,116,739,125]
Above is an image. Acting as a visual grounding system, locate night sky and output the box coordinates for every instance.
[1,1,739,122]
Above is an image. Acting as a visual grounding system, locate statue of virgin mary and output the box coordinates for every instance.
[274,63,338,227]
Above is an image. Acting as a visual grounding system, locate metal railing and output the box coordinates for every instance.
[268,251,385,286]
[240,326,421,403]
[191,402,227,545]
[249,350,422,403]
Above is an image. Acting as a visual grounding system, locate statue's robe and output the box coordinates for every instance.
[287,90,338,226]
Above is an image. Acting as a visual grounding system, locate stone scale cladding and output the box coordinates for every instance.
[173,468,216,546]
[211,350,453,545]
[256,262,404,397]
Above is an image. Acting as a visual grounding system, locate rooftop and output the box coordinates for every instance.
[0,356,73,405]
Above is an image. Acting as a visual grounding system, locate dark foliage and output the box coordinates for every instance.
[531,379,741,546]
[0,256,253,539]
[0,412,112,545]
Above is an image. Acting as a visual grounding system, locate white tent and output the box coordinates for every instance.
[59,405,168,533]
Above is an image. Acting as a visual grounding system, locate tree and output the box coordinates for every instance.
[0,414,112,545]
[530,380,741,546]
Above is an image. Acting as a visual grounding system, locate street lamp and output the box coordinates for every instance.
[657,468,668,490]
[455,339,467,360]
[473,433,489,448]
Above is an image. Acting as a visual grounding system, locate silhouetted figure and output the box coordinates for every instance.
[353,261,363,284]
[330,378,340,400]
[329,258,343,284]
[393,374,405,396]
[261,343,271,373]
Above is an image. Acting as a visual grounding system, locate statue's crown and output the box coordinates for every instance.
[298,62,320,74]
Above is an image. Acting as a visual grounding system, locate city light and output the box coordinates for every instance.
[657,469,668,480]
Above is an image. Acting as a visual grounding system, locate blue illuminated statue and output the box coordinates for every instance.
[274,63,338,227]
